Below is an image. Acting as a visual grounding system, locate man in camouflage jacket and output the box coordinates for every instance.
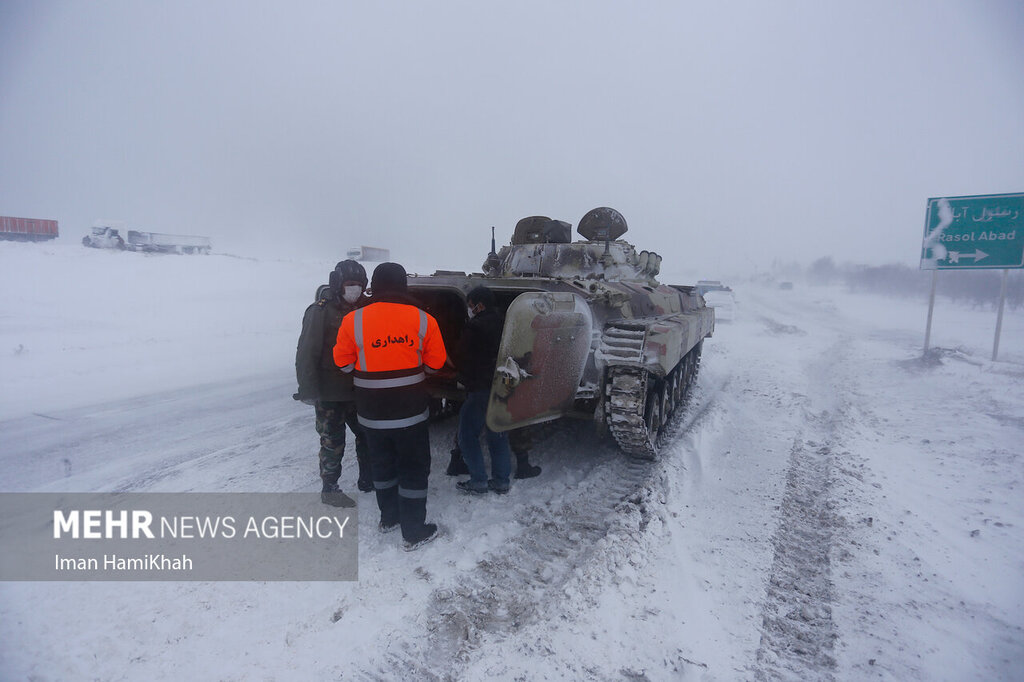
[294,260,372,505]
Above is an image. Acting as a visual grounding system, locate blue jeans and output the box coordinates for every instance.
[458,390,511,488]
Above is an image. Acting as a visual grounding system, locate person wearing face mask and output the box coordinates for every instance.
[444,287,542,481]
[294,259,373,506]
[454,286,513,494]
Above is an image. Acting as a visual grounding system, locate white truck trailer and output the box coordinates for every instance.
[126,230,211,254]
[346,246,390,262]
[82,221,211,254]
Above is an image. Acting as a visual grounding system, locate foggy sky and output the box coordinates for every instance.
[2,0,1023,274]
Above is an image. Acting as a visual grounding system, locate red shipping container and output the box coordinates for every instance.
[0,215,59,241]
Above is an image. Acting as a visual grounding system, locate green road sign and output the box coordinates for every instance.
[921,193,1024,270]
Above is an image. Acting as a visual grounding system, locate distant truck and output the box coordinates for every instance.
[82,221,211,254]
[346,245,390,262]
[82,222,127,249]
[696,279,732,296]
[1,215,59,242]
[126,230,211,254]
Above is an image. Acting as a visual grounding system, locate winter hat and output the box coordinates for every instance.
[370,262,408,294]
[467,285,495,308]
[334,260,367,288]
[330,260,368,296]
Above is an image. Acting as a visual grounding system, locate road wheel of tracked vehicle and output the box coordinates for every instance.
[644,381,663,442]
[678,352,691,391]
[688,341,703,388]
[675,358,688,399]
[658,380,670,427]
[664,372,676,417]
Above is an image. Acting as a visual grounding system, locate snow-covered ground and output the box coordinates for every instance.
[1,243,1022,680]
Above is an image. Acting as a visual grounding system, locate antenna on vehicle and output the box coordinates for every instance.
[483,226,501,276]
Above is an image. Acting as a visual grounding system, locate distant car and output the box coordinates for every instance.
[703,289,736,322]
[697,279,732,296]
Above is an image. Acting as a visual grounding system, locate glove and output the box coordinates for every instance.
[293,393,317,406]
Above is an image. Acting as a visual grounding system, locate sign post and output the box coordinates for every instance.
[993,269,1009,360]
[920,192,1023,361]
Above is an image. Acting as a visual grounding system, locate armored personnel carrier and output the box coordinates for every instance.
[407,207,714,458]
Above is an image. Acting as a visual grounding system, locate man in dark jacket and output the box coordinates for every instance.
[455,286,513,494]
[294,260,372,507]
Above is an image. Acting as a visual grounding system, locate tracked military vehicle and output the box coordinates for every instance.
[407,207,714,458]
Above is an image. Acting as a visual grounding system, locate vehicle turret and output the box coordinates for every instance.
[483,208,663,284]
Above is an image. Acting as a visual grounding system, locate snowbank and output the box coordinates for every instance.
[0,243,459,420]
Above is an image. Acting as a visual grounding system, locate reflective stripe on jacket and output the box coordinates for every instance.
[333,301,447,429]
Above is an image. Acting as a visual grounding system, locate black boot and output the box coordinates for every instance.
[398,495,437,549]
[402,523,439,551]
[445,447,469,476]
[356,454,374,492]
[514,451,541,479]
[321,480,356,507]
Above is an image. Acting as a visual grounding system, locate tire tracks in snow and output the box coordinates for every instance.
[754,435,839,681]
[752,330,855,681]
[361,383,725,680]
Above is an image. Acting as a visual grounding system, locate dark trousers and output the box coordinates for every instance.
[364,421,432,541]
[315,401,369,485]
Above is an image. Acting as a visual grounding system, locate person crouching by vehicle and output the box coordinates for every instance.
[294,260,373,508]
[455,286,513,495]
[333,262,448,551]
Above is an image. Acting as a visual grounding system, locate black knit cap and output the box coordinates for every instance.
[467,285,495,308]
[370,262,408,294]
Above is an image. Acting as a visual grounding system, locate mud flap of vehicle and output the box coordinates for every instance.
[486,292,593,431]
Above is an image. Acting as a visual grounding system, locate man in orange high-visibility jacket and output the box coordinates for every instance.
[334,262,448,551]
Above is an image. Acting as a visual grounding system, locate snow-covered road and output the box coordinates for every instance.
[1,246,1022,680]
